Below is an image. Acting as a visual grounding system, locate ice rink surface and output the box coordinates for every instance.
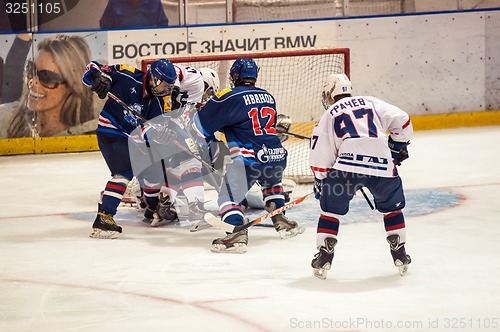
[1,126,500,332]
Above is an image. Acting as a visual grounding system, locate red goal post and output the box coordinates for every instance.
[138,47,350,183]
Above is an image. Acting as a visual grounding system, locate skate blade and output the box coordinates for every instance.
[312,261,331,279]
[89,228,120,239]
[190,221,213,232]
[278,226,306,239]
[210,243,247,254]
[313,267,330,280]
[395,261,409,276]
[150,218,177,227]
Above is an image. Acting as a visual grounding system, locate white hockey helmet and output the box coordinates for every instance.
[322,73,352,110]
[199,68,220,103]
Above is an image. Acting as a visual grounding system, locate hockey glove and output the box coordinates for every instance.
[388,136,410,166]
[313,178,324,200]
[90,71,112,99]
[154,124,177,145]
[276,114,292,142]
[171,86,189,115]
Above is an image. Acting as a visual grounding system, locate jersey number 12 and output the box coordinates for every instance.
[248,107,277,136]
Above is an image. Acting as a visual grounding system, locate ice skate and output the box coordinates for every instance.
[90,212,122,239]
[311,237,337,279]
[211,229,248,253]
[188,200,212,232]
[142,206,155,224]
[387,234,411,276]
[265,202,305,239]
[151,193,179,227]
[151,211,179,227]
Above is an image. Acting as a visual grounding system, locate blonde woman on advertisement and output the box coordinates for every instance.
[0,34,95,138]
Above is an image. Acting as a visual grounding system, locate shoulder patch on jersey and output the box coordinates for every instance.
[119,64,136,73]
[163,95,172,113]
[216,88,232,98]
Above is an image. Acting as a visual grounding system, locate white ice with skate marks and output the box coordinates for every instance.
[70,188,464,229]
[1,127,500,332]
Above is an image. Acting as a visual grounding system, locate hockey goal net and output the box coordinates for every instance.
[139,47,350,183]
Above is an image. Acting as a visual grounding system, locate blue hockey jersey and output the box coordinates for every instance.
[82,61,166,138]
[195,85,286,166]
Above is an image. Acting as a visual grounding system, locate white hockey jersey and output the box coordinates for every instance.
[309,96,413,179]
[173,64,204,104]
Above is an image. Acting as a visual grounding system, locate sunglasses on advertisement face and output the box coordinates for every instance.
[25,60,66,89]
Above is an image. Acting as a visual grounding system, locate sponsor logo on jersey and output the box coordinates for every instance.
[339,152,354,160]
[123,103,143,126]
[356,154,389,165]
[256,144,286,163]
[338,153,389,171]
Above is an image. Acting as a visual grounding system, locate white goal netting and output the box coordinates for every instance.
[140,48,349,182]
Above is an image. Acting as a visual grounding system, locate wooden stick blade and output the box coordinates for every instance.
[203,192,313,233]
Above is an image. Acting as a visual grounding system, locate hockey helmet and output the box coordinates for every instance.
[229,58,259,86]
[148,59,177,97]
[322,73,352,110]
[199,68,220,102]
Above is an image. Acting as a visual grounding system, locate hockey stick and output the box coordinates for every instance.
[106,92,169,185]
[204,192,314,233]
[109,92,226,192]
[360,187,375,210]
[108,92,147,121]
[281,131,311,140]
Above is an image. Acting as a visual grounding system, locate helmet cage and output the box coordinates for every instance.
[202,82,216,103]
[322,90,332,110]
[151,74,174,97]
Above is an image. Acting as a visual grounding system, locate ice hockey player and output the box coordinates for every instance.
[199,69,296,210]
[199,68,220,104]
[241,113,295,209]
[194,58,305,253]
[140,61,209,230]
[82,59,178,239]
[309,73,413,278]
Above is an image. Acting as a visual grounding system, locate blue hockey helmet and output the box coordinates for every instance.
[229,58,259,86]
[148,59,177,96]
